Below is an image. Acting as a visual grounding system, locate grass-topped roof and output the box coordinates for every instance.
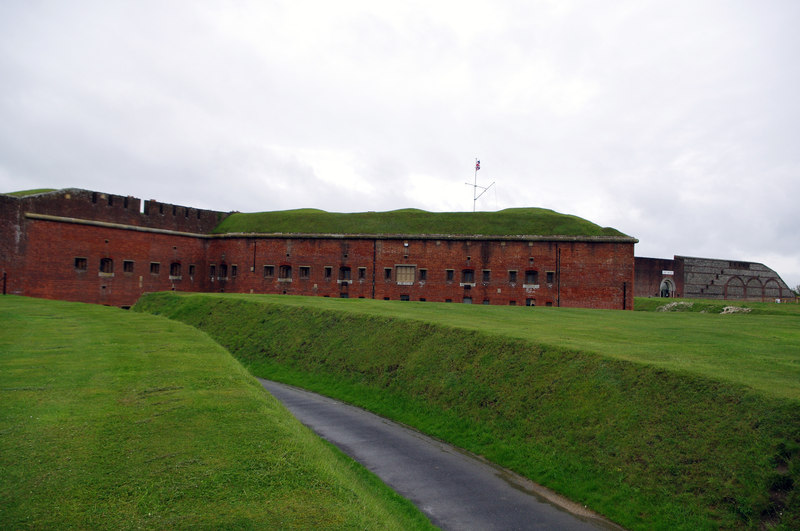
[213,207,633,239]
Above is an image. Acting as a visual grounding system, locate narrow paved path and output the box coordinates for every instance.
[259,379,619,531]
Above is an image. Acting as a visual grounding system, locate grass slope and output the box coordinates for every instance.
[2,188,57,197]
[212,207,630,237]
[136,292,800,530]
[0,296,433,530]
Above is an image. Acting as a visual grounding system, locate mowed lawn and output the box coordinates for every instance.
[0,296,433,529]
[177,293,800,401]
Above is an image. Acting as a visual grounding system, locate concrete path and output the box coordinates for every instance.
[259,379,620,531]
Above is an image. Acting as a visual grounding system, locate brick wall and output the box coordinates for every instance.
[5,216,636,309]
[2,189,637,309]
[635,255,795,302]
[4,189,228,233]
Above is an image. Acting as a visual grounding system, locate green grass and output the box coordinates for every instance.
[212,207,631,237]
[634,296,800,316]
[0,296,434,530]
[135,292,800,530]
[2,188,57,197]
[138,292,800,400]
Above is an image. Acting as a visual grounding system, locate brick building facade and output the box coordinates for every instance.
[635,255,795,302]
[2,189,637,309]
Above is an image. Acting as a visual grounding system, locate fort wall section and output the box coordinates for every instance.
[1,189,636,309]
[635,255,795,302]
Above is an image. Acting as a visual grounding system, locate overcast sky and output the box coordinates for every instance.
[2,1,798,288]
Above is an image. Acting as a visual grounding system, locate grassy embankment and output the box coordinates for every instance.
[212,207,630,237]
[136,292,800,530]
[0,296,433,529]
[2,189,57,197]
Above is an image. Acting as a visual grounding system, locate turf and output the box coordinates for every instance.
[0,295,433,529]
[135,292,800,530]
[2,188,57,197]
[212,207,631,237]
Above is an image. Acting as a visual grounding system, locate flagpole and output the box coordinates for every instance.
[473,158,478,212]
[466,157,494,212]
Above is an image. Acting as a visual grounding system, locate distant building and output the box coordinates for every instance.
[635,256,795,302]
[1,189,638,309]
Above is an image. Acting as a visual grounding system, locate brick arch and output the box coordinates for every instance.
[724,276,745,299]
[763,278,784,300]
[745,277,763,300]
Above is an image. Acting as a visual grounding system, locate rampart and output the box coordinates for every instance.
[635,255,795,302]
[1,189,636,309]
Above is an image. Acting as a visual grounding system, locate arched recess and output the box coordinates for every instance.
[745,277,763,300]
[659,278,675,298]
[725,276,745,299]
[763,278,783,300]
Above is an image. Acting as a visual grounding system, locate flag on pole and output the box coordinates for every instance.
[475,160,480,171]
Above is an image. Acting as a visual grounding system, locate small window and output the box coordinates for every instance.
[482,270,491,282]
[324,266,333,279]
[123,260,134,273]
[400,294,410,301]
[74,257,88,271]
[525,270,538,284]
[210,265,216,278]
[462,269,475,283]
[546,301,553,307]
[396,265,415,284]
[264,265,274,278]
[219,264,228,279]
[100,258,114,274]
[188,264,196,276]
[509,300,517,306]
[170,262,181,277]
[419,269,427,281]
[384,267,393,280]
[463,297,473,304]
[508,270,517,283]
[358,267,366,279]
[445,298,452,303]
[446,269,454,281]
[339,266,351,280]
[150,262,160,275]
[340,292,349,298]
[231,265,238,278]
[546,271,555,284]
[279,265,292,279]
[299,266,310,279]
[483,299,490,305]
[526,298,536,307]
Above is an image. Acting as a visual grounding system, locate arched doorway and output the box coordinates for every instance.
[659,278,675,298]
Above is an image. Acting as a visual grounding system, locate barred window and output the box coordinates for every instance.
[396,265,415,285]
[99,258,113,274]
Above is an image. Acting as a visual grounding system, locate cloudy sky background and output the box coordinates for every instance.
[2,1,799,288]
